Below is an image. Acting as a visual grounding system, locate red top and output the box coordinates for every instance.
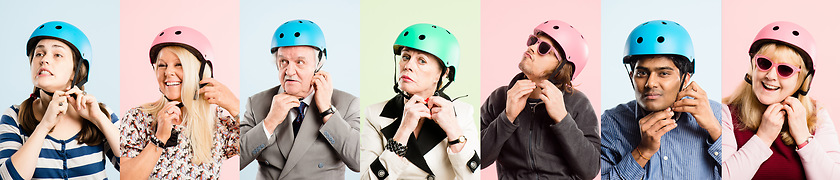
[730,105,806,180]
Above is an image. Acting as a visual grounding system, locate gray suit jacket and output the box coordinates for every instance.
[240,85,360,179]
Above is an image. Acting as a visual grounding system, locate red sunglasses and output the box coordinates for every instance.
[753,55,802,78]
[526,35,562,61]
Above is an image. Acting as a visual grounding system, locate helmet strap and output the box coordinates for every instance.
[315,48,327,73]
[548,60,567,84]
[392,56,406,97]
[195,60,214,100]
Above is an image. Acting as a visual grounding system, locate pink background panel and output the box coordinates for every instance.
[480,0,601,179]
[722,0,840,140]
[120,0,240,179]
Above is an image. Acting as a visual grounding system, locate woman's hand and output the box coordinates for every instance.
[782,97,811,145]
[155,101,182,141]
[428,96,465,152]
[37,90,70,133]
[757,103,786,147]
[394,95,431,144]
[65,87,110,126]
[199,78,239,117]
[427,96,461,139]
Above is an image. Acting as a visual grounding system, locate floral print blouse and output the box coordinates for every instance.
[120,106,239,179]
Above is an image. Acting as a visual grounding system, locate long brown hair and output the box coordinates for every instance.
[18,48,108,146]
[724,43,818,145]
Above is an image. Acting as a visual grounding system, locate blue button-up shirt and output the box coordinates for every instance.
[600,100,722,180]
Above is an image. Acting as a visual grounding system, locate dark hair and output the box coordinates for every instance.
[535,32,575,93]
[19,44,108,146]
[628,54,694,75]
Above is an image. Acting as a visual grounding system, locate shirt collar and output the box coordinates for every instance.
[277,87,315,106]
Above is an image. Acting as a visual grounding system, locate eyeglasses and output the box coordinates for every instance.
[526,35,561,61]
[753,55,802,78]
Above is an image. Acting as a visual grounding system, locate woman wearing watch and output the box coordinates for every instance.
[360,23,480,180]
[722,21,840,179]
[119,26,240,179]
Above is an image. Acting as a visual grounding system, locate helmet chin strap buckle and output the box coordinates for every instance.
[744,73,752,85]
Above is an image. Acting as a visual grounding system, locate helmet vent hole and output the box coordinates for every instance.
[581,35,584,39]
[792,31,800,36]
[403,31,409,36]
[298,21,303,23]
[657,36,665,43]
[55,26,62,29]
[294,32,300,37]
[419,35,426,40]
[279,33,284,38]
[159,32,165,36]
[446,30,450,34]
[636,37,643,43]
[772,26,780,31]
[661,21,667,25]
[175,31,182,35]
[39,25,44,29]
[570,25,574,28]
[553,26,559,29]
[432,25,436,28]
[544,21,549,24]
[643,22,649,25]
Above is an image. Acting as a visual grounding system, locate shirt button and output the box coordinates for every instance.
[714,152,720,156]
[663,156,669,160]
[318,163,324,168]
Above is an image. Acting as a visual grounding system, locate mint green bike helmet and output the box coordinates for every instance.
[393,23,459,94]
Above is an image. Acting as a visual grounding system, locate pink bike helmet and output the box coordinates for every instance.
[533,20,589,81]
[149,26,215,65]
[149,26,215,100]
[748,21,816,95]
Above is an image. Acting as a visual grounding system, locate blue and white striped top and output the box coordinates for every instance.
[0,105,119,180]
[600,100,723,180]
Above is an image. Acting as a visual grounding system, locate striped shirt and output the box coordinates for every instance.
[0,105,119,180]
[600,100,723,180]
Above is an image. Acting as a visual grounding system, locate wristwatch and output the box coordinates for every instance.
[448,135,467,145]
[319,106,336,117]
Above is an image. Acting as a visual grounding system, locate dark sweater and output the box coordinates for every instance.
[480,73,601,180]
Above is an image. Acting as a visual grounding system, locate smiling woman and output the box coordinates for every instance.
[119,26,240,180]
[721,21,840,180]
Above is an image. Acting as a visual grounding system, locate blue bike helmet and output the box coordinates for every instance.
[270,19,326,61]
[26,21,92,87]
[623,20,694,74]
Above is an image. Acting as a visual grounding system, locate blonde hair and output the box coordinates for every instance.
[724,43,817,145]
[140,46,216,163]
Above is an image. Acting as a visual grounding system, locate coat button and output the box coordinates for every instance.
[469,161,477,169]
[318,163,324,168]
[377,170,386,177]
[426,175,435,180]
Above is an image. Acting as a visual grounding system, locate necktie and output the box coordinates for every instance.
[293,101,306,137]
